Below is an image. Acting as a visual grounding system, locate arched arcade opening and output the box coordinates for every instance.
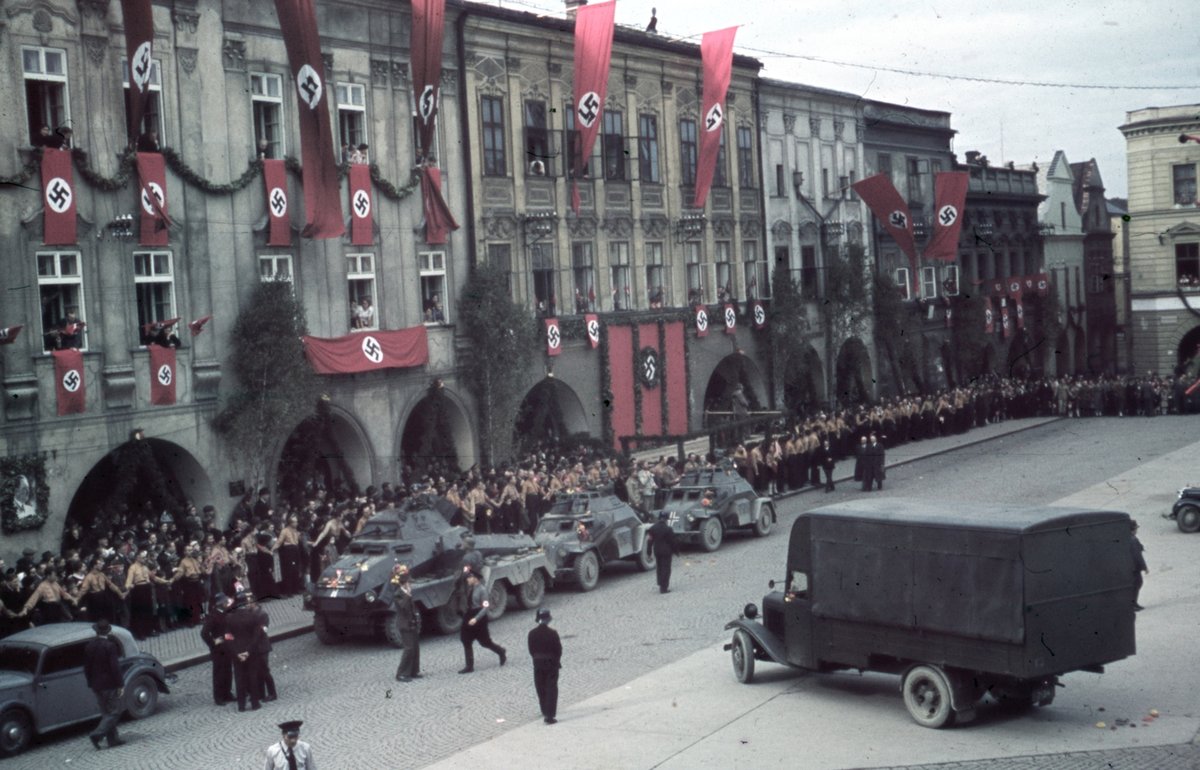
[782,346,826,418]
[513,378,591,453]
[835,338,872,407]
[276,398,373,506]
[702,353,768,427]
[400,384,473,478]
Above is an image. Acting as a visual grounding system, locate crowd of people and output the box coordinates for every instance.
[2,371,1194,643]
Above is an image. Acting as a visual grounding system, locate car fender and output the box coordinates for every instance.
[125,660,173,694]
[750,497,775,523]
[723,618,790,665]
[632,522,651,553]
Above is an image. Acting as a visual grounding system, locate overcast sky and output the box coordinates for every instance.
[484,0,1200,198]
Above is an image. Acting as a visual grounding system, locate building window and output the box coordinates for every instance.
[921,266,938,299]
[259,254,293,282]
[23,46,69,145]
[336,82,366,155]
[941,264,959,296]
[250,72,284,159]
[419,251,447,323]
[744,241,768,298]
[1176,243,1200,284]
[775,164,786,197]
[37,251,86,352]
[714,241,732,301]
[906,157,923,203]
[346,253,377,330]
[123,59,163,145]
[572,243,595,312]
[737,126,754,188]
[602,111,626,181]
[876,152,892,180]
[800,246,818,300]
[531,243,555,315]
[523,100,552,177]
[685,241,705,304]
[714,130,728,187]
[679,118,698,186]
[638,114,660,183]
[610,242,631,309]
[564,107,589,178]
[645,242,666,307]
[133,251,175,344]
[1174,164,1197,206]
[894,267,911,301]
[481,95,506,177]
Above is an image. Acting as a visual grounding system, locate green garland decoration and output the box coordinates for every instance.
[71,147,137,191]
[370,164,421,201]
[0,149,41,187]
[0,454,51,535]
[161,147,263,194]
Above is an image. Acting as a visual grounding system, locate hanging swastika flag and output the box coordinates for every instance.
[924,171,969,260]
[545,318,562,357]
[42,148,76,246]
[695,305,709,338]
[120,0,155,146]
[263,159,290,246]
[302,327,429,374]
[569,1,616,214]
[54,349,86,415]
[349,164,373,245]
[693,26,738,209]
[584,313,600,349]
[149,343,177,406]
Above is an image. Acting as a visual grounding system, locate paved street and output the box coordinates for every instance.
[9,416,1200,769]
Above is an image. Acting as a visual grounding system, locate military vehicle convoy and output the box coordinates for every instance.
[650,466,776,552]
[304,496,552,645]
[532,488,655,591]
[726,501,1138,727]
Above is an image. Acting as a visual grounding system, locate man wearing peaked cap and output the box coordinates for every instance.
[264,720,316,770]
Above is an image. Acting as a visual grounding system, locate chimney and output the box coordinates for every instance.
[965,151,982,165]
[565,0,588,14]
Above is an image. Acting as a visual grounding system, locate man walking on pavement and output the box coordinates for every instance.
[392,564,421,681]
[264,720,316,769]
[528,607,562,724]
[868,432,886,491]
[200,592,236,705]
[84,619,125,749]
[818,438,837,492]
[459,568,506,674]
[647,511,679,593]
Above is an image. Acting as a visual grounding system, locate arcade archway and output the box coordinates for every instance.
[783,346,825,417]
[835,338,872,407]
[702,353,768,426]
[400,385,473,477]
[276,399,372,505]
[1177,325,1200,377]
[514,378,590,453]
[64,436,213,546]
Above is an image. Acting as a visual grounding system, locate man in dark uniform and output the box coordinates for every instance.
[84,619,125,749]
[200,592,236,705]
[858,436,873,492]
[391,565,421,682]
[458,569,506,674]
[527,607,562,724]
[817,439,837,492]
[647,511,678,594]
[868,433,886,491]
[225,592,262,711]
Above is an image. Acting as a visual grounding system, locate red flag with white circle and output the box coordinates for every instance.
[569,1,616,214]
[692,26,738,209]
[751,301,766,329]
[723,303,737,334]
[263,159,290,246]
[0,325,24,345]
[149,343,177,406]
[349,164,373,245]
[545,318,562,357]
[695,305,709,338]
[53,349,85,415]
[584,313,600,349]
[42,148,76,245]
[137,152,170,246]
[984,297,994,334]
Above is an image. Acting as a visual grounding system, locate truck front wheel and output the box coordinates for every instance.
[902,665,953,728]
[731,629,756,684]
[700,517,724,552]
[574,551,600,591]
[1178,504,1200,533]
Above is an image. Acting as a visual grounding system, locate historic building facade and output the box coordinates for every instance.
[1036,151,1087,374]
[1072,158,1117,373]
[1119,104,1200,376]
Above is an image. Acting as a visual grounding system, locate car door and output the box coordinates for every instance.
[34,640,97,730]
[783,571,815,669]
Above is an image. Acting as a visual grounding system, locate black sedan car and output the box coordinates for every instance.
[0,622,173,756]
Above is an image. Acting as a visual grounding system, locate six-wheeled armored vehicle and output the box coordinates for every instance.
[651,466,776,552]
[726,500,1138,728]
[533,488,655,591]
[304,496,552,644]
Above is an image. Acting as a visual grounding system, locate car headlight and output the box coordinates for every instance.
[1179,487,1186,499]
[686,513,695,523]
[364,591,377,603]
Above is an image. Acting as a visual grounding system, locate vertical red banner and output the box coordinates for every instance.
[570,0,617,213]
[136,152,170,246]
[664,321,689,436]
[349,164,373,245]
[694,306,709,338]
[607,325,635,451]
[42,148,76,245]
[584,314,600,349]
[273,0,344,239]
[544,318,562,357]
[420,166,459,245]
[149,344,177,405]
[984,297,994,334]
[410,0,446,162]
[53,349,85,415]
[853,173,918,291]
[751,301,766,329]
[1015,296,1025,330]
[638,323,663,436]
[263,159,290,246]
[723,303,737,335]
[1001,304,1011,339]
[692,26,738,209]
[119,0,155,146]
[924,171,969,260]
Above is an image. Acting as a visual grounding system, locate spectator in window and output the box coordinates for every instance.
[649,285,665,309]
[142,319,181,348]
[36,125,72,149]
[351,143,369,164]
[341,143,353,165]
[137,130,160,152]
[353,297,376,330]
[688,287,703,306]
[257,139,272,160]
[48,309,86,350]
[425,294,446,324]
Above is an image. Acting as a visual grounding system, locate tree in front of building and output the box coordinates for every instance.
[213,280,322,492]
[872,270,927,395]
[767,260,814,414]
[823,244,875,405]
[458,262,538,466]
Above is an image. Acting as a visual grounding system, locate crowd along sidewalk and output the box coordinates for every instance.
[147,415,1061,672]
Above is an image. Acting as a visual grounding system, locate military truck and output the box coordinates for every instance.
[304,496,552,644]
[650,466,776,552]
[533,488,655,591]
[725,500,1138,727]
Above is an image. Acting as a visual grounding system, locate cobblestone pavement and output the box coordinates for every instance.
[8,416,1200,769]
[872,740,1200,770]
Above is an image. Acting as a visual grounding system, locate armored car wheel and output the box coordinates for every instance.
[486,582,509,621]
[752,504,774,537]
[432,604,463,635]
[635,537,656,572]
[515,570,546,609]
[700,517,724,552]
[1178,504,1200,533]
[574,550,601,591]
[0,708,32,757]
[731,629,756,684]
[314,613,346,644]
[125,674,159,719]
[902,665,953,728]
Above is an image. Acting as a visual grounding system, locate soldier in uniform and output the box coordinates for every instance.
[527,607,562,724]
[391,565,421,682]
[273,516,304,595]
[125,550,168,639]
[225,592,263,711]
[78,558,125,624]
[458,569,506,674]
[201,593,236,705]
[264,720,316,770]
[647,511,679,593]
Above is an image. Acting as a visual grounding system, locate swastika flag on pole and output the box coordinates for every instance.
[119,0,155,146]
[545,318,562,357]
[853,173,918,292]
[149,343,176,406]
[0,325,24,345]
[924,172,969,261]
[263,159,290,246]
[42,148,76,245]
[410,0,446,163]
[569,0,616,214]
[349,164,373,246]
[692,26,738,210]
[136,152,171,246]
[53,349,85,415]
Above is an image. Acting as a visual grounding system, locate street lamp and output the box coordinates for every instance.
[792,170,804,197]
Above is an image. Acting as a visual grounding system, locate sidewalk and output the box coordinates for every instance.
[146,415,1061,672]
